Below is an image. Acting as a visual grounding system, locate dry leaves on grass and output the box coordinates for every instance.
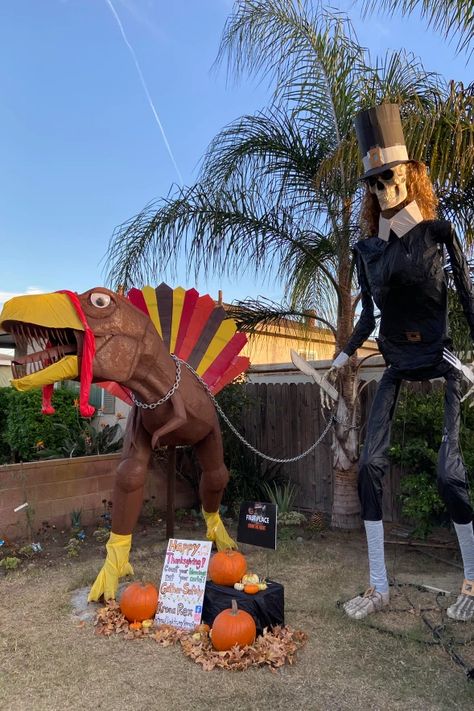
[94,602,199,645]
[180,625,308,672]
[93,602,307,671]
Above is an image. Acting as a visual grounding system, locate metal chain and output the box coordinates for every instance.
[178,358,336,464]
[130,353,353,461]
[131,355,181,409]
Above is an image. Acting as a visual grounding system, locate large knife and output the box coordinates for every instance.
[290,349,339,401]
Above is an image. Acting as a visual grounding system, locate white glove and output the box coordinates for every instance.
[332,351,349,368]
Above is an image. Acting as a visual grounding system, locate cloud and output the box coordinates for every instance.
[0,287,44,312]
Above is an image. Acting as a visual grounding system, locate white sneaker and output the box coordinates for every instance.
[343,587,390,620]
[446,580,474,621]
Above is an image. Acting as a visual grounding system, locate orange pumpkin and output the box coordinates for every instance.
[119,582,159,622]
[243,584,259,595]
[211,599,256,651]
[208,549,247,586]
[129,621,142,630]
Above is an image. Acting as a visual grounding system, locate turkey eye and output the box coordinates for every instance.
[90,292,111,308]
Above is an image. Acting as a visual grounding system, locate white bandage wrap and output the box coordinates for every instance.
[362,144,409,172]
[454,522,474,580]
[332,351,349,369]
[364,520,389,594]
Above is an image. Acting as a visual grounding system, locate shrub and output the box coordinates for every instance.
[0,387,14,463]
[1,387,123,462]
[262,480,298,514]
[390,386,474,537]
[216,380,282,515]
[0,556,21,571]
[38,420,123,459]
[4,388,89,462]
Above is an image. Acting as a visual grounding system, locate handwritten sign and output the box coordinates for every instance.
[155,538,212,630]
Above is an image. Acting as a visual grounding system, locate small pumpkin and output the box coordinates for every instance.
[233,582,245,591]
[142,619,154,629]
[211,599,256,651]
[119,582,159,622]
[242,572,259,585]
[208,549,247,586]
[244,584,259,595]
[193,623,210,640]
[257,581,268,591]
[195,623,210,634]
[129,621,142,630]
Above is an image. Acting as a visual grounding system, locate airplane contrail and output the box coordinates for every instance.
[104,0,184,185]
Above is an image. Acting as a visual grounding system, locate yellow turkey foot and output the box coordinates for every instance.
[202,508,237,550]
[87,532,134,602]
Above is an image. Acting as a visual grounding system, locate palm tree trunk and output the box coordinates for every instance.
[330,392,362,529]
[331,464,361,529]
[330,236,362,529]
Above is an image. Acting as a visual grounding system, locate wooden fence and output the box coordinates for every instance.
[236,380,440,522]
[238,382,333,515]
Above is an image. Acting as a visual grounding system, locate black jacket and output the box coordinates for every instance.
[344,220,474,371]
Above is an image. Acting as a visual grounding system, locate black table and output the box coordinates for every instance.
[202,580,284,634]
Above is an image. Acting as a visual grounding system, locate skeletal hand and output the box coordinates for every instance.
[321,351,349,410]
[321,366,338,410]
[461,362,474,407]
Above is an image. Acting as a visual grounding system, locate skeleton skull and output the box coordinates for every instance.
[367,163,407,211]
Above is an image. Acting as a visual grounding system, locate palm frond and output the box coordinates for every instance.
[104,0,474,360]
[104,182,335,291]
[200,108,328,209]
[226,296,337,338]
[420,81,474,188]
[216,0,366,140]
[362,49,442,108]
[438,177,474,245]
[360,0,474,57]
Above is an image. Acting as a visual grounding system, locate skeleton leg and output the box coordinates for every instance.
[447,579,474,621]
[438,370,474,621]
[344,368,401,619]
[437,370,473,524]
[343,587,390,619]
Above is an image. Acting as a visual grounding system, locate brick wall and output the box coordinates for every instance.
[0,454,198,540]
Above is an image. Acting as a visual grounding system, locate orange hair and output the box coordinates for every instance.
[360,162,438,237]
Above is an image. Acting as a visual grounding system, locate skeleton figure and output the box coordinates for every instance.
[366,164,408,211]
[331,104,474,621]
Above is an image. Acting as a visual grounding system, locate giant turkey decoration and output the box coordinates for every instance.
[0,283,250,603]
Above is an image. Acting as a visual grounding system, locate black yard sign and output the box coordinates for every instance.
[237,501,277,550]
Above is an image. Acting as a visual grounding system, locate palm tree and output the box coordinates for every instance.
[105,0,474,529]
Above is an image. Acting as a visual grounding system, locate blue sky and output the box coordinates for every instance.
[0,0,471,312]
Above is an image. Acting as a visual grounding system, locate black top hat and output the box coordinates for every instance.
[354,103,411,179]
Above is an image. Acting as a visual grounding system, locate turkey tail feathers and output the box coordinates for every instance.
[128,284,249,394]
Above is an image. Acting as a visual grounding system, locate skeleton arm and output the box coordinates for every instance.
[321,250,376,407]
[339,250,376,359]
[443,225,474,341]
[442,225,474,404]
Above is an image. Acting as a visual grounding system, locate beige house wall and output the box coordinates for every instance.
[0,354,12,388]
[241,322,378,366]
